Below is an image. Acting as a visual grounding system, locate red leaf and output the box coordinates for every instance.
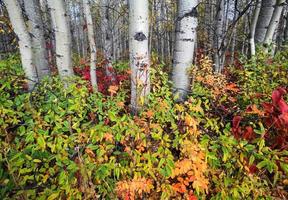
[272,87,286,105]
[187,193,198,200]
[249,164,258,174]
[232,116,242,129]
[278,99,288,114]
[243,126,255,141]
[232,116,242,139]
[262,103,274,114]
[280,113,288,126]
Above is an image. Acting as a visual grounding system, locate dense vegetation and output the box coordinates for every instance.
[0,51,287,199]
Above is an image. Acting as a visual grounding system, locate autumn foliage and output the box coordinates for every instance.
[0,52,288,199]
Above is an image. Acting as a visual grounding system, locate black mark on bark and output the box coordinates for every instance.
[134,32,147,41]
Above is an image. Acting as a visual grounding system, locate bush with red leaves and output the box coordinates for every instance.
[73,61,129,95]
[232,87,288,150]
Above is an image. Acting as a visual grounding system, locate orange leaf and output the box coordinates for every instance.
[246,104,264,116]
[145,110,154,118]
[108,85,119,96]
[85,148,95,158]
[225,83,239,92]
[104,133,114,142]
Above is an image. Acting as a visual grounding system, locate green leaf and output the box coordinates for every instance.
[37,136,46,150]
[47,192,59,200]
[158,158,165,168]
[257,160,268,169]
[33,159,42,163]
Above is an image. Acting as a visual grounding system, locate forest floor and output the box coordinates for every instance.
[0,52,288,199]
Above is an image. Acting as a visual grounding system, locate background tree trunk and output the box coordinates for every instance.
[213,0,224,73]
[3,0,38,91]
[263,0,285,46]
[172,0,198,101]
[83,0,98,92]
[255,0,276,44]
[129,0,150,114]
[47,0,74,79]
[249,0,262,56]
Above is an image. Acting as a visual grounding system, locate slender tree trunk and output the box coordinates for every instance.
[102,0,114,81]
[47,0,74,79]
[24,0,50,79]
[249,0,261,56]
[172,0,198,101]
[284,10,288,45]
[255,0,275,44]
[40,0,55,70]
[78,0,87,58]
[83,0,98,91]
[129,0,150,114]
[3,0,38,91]
[263,0,285,46]
[213,0,224,73]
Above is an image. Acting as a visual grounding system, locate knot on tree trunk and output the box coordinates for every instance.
[134,32,147,41]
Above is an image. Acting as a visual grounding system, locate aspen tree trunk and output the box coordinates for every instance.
[3,0,38,91]
[129,0,150,114]
[24,0,50,79]
[78,0,88,58]
[172,0,198,101]
[47,0,74,79]
[213,0,224,73]
[263,0,285,46]
[249,0,261,56]
[40,0,55,69]
[284,11,288,45]
[255,0,275,44]
[102,0,114,80]
[83,0,98,91]
[72,2,82,56]
[231,1,238,64]
[208,0,214,58]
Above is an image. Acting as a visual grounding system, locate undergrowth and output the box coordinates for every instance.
[0,52,287,199]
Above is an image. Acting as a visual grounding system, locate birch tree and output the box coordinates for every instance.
[101,0,114,79]
[263,0,286,46]
[3,0,38,91]
[129,0,150,114]
[255,0,275,44]
[24,0,50,79]
[213,0,224,73]
[172,0,198,101]
[249,0,262,56]
[83,0,98,91]
[47,0,74,79]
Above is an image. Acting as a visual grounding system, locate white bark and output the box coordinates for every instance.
[129,0,150,114]
[24,0,50,79]
[255,0,276,44]
[83,0,98,92]
[3,0,38,91]
[263,0,285,45]
[47,0,74,79]
[249,0,262,56]
[172,0,198,101]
